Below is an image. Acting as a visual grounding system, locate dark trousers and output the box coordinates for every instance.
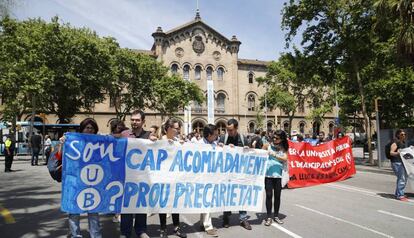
[265,177,282,218]
[45,147,51,165]
[120,213,147,237]
[31,147,40,165]
[159,213,180,230]
[5,154,13,171]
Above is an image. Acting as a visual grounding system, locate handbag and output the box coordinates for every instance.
[281,162,289,187]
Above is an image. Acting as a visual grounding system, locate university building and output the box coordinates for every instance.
[40,12,338,136]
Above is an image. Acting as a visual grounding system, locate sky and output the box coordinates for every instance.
[11,0,296,61]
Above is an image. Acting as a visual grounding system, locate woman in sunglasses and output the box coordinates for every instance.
[262,129,289,226]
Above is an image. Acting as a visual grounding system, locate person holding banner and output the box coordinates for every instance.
[68,118,102,238]
[158,118,187,238]
[109,119,127,224]
[262,130,288,226]
[218,119,252,230]
[389,129,408,201]
[120,110,151,238]
[198,124,219,237]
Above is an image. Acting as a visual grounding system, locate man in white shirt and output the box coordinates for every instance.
[198,124,219,237]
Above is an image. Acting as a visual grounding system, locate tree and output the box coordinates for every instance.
[257,51,326,135]
[0,17,53,135]
[282,0,378,163]
[0,17,114,126]
[0,0,15,19]
[42,17,113,122]
[152,74,204,119]
[375,0,414,60]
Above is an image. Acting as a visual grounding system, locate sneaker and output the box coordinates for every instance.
[240,220,252,230]
[174,226,187,238]
[398,196,409,202]
[160,229,168,238]
[112,215,120,223]
[274,217,284,224]
[139,233,149,238]
[264,217,272,226]
[206,229,218,237]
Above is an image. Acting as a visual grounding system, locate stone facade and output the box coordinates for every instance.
[39,13,338,136]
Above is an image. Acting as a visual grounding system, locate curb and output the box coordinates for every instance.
[355,165,394,175]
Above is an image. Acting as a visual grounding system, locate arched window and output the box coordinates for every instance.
[299,122,306,134]
[329,122,334,134]
[249,122,255,133]
[206,66,213,81]
[216,121,226,134]
[171,64,178,74]
[248,73,254,84]
[298,97,305,113]
[183,65,190,81]
[248,94,255,111]
[216,93,226,112]
[195,65,201,80]
[267,122,273,131]
[192,121,205,134]
[283,121,289,133]
[313,122,321,135]
[194,101,202,113]
[217,67,224,81]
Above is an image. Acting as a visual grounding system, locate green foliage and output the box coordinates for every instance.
[43,17,113,121]
[0,16,204,126]
[108,48,168,120]
[257,51,330,134]
[152,74,204,118]
[0,17,53,121]
[0,0,14,19]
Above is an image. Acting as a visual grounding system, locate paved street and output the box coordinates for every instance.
[1,148,413,238]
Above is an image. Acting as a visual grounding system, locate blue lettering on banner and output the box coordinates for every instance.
[170,150,184,172]
[61,132,266,214]
[201,151,213,172]
[83,192,95,208]
[203,183,212,207]
[126,149,142,169]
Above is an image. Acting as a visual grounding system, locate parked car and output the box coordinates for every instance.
[346,132,366,145]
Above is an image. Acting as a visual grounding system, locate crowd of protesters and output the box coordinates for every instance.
[3,109,404,238]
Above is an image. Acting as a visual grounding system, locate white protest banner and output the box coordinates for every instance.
[399,147,414,190]
[61,133,267,214]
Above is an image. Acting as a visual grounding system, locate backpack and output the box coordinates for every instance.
[385,141,393,160]
[47,144,62,182]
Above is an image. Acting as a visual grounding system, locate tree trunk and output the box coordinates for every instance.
[354,62,374,164]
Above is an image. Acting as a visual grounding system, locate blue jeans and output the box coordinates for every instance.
[120,214,147,237]
[391,162,407,198]
[31,147,40,165]
[223,211,248,222]
[68,213,101,238]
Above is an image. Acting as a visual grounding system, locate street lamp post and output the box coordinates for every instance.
[375,98,382,168]
[264,83,268,130]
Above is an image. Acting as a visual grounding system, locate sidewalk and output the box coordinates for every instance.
[2,149,394,175]
[352,147,394,175]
